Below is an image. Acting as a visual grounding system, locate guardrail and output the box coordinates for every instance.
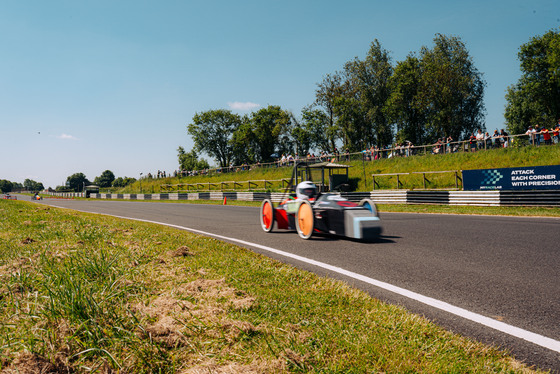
[372,170,463,190]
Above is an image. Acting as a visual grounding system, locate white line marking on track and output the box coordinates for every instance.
[48,205,560,353]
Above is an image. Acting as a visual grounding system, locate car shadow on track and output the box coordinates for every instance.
[308,233,399,244]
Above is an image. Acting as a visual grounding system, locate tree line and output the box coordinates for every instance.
[184,30,560,170]
[0,179,44,193]
[63,171,136,192]
[185,34,486,168]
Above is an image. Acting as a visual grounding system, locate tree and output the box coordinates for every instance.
[187,109,241,168]
[505,28,560,134]
[177,146,210,171]
[112,177,137,188]
[94,170,115,188]
[290,113,314,156]
[343,39,394,149]
[231,118,257,165]
[417,34,486,141]
[24,179,44,192]
[0,179,13,193]
[232,105,292,162]
[300,107,334,153]
[387,54,427,145]
[66,173,89,192]
[315,73,343,150]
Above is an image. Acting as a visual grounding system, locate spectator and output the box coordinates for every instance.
[445,136,454,153]
[526,126,537,145]
[552,124,560,144]
[469,133,477,152]
[500,129,509,147]
[542,126,552,145]
[476,129,484,150]
[432,139,442,154]
[484,132,492,149]
[534,125,541,146]
[405,141,413,157]
[492,130,500,148]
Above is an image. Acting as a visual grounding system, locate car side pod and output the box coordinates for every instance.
[296,200,314,239]
[344,198,382,241]
[260,199,275,232]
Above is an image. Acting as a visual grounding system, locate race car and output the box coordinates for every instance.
[259,179,382,241]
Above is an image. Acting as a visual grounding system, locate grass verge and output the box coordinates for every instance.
[0,199,545,373]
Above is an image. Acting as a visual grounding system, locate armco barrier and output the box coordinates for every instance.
[499,190,560,206]
[85,190,559,206]
[449,191,500,206]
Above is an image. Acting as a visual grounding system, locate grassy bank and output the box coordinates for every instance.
[121,145,560,193]
[0,199,544,373]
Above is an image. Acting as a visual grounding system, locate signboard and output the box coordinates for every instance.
[463,165,560,191]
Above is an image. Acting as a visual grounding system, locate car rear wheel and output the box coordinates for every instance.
[260,199,275,232]
[296,200,314,239]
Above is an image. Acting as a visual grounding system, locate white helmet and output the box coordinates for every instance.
[296,181,317,200]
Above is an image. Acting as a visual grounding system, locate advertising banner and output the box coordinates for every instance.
[463,165,560,191]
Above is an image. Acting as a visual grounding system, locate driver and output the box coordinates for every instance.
[296,181,317,201]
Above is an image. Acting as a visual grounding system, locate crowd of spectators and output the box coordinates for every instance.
[143,122,560,181]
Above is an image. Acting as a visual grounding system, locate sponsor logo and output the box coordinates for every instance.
[481,169,503,186]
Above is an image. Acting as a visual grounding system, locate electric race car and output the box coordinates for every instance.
[259,163,382,241]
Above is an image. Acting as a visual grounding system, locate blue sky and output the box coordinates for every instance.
[1,0,559,189]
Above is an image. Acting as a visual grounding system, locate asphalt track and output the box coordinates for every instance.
[34,198,560,372]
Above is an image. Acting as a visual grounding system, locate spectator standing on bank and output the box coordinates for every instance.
[542,127,552,145]
[535,125,542,145]
[500,129,509,147]
[484,132,492,149]
[476,129,484,150]
[526,126,537,145]
[469,133,477,152]
[492,130,500,148]
[552,124,560,144]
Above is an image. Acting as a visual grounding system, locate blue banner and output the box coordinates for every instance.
[463,165,560,191]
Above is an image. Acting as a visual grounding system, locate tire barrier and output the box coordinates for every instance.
[82,190,559,207]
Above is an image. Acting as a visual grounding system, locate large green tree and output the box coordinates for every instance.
[387,54,427,145]
[299,107,334,153]
[344,39,393,149]
[66,173,90,192]
[328,40,393,151]
[314,73,343,150]
[0,179,13,193]
[417,34,486,141]
[94,170,115,188]
[232,105,292,162]
[505,28,560,134]
[187,109,241,167]
[24,179,44,191]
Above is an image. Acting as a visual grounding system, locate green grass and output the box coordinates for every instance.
[119,145,560,193]
[0,199,546,373]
